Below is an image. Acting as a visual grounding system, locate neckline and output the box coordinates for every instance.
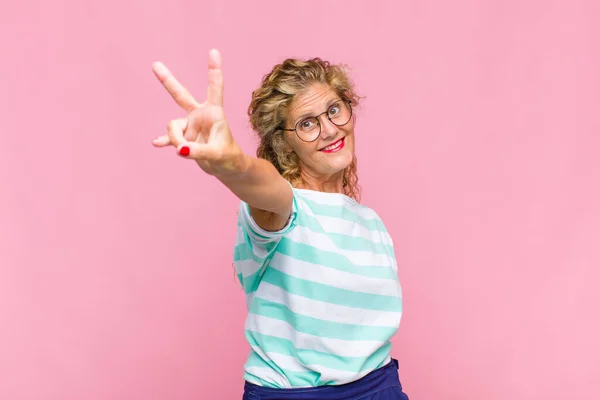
[293,188,358,205]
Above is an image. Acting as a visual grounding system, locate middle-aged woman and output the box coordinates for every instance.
[152,49,408,400]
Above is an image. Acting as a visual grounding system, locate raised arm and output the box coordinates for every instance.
[151,49,292,230]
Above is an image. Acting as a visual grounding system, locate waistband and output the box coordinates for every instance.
[243,359,402,400]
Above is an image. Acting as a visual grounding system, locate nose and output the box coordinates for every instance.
[318,115,338,139]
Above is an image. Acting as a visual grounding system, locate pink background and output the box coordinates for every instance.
[1,0,599,399]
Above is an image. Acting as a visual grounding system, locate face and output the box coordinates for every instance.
[285,83,355,182]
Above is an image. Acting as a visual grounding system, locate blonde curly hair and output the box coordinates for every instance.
[248,58,361,202]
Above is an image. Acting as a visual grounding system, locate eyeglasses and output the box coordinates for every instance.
[281,99,353,142]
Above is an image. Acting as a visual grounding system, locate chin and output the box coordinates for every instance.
[324,151,354,174]
[304,135,356,175]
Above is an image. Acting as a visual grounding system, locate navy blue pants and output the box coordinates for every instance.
[243,359,409,400]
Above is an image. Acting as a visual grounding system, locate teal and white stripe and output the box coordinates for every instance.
[234,188,402,388]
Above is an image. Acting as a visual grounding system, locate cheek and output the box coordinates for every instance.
[290,139,318,158]
[344,132,356,150]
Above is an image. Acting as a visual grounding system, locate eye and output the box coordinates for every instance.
[299,118,316,131]
[328,103,341,116]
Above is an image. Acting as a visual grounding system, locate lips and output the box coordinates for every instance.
[319,137,345,153]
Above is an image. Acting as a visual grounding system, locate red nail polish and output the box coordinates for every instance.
[179,146,190,156]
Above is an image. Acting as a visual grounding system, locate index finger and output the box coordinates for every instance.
[152,62,200,112]
[206,49,224,106]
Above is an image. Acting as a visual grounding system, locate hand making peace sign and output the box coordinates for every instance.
[152,49,243,176]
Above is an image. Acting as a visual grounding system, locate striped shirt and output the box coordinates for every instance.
[233,188,402,388]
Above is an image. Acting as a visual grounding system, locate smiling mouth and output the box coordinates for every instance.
[319,137,345,153]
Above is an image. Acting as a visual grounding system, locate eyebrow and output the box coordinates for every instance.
[293,98,341,124]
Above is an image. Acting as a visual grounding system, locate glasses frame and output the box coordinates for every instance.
[280,99,353,142]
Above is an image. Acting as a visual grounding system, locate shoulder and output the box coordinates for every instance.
[293,189,385,224]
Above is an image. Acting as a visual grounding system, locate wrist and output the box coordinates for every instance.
[214,150,251,181]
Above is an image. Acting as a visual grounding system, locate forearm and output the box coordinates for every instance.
[215,153,293,217]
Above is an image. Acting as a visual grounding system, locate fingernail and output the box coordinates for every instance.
[179,146,190,156]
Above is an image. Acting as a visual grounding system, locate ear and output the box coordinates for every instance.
[283,137,294,153]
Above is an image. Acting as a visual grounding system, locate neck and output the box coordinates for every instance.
[296,169,345,193]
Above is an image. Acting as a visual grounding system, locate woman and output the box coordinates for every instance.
[152,49,408,400]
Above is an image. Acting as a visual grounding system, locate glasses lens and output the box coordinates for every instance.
[329,101,352,127]
[296,117,320,142]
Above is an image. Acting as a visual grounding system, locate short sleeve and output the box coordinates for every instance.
[238,188,298,245]
[234,186,298,292]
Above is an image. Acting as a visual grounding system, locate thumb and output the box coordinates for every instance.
[176,142,215,160]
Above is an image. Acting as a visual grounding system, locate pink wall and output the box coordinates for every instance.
[1,1,599,399]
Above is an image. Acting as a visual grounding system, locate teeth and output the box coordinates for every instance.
[323,139,343,151]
